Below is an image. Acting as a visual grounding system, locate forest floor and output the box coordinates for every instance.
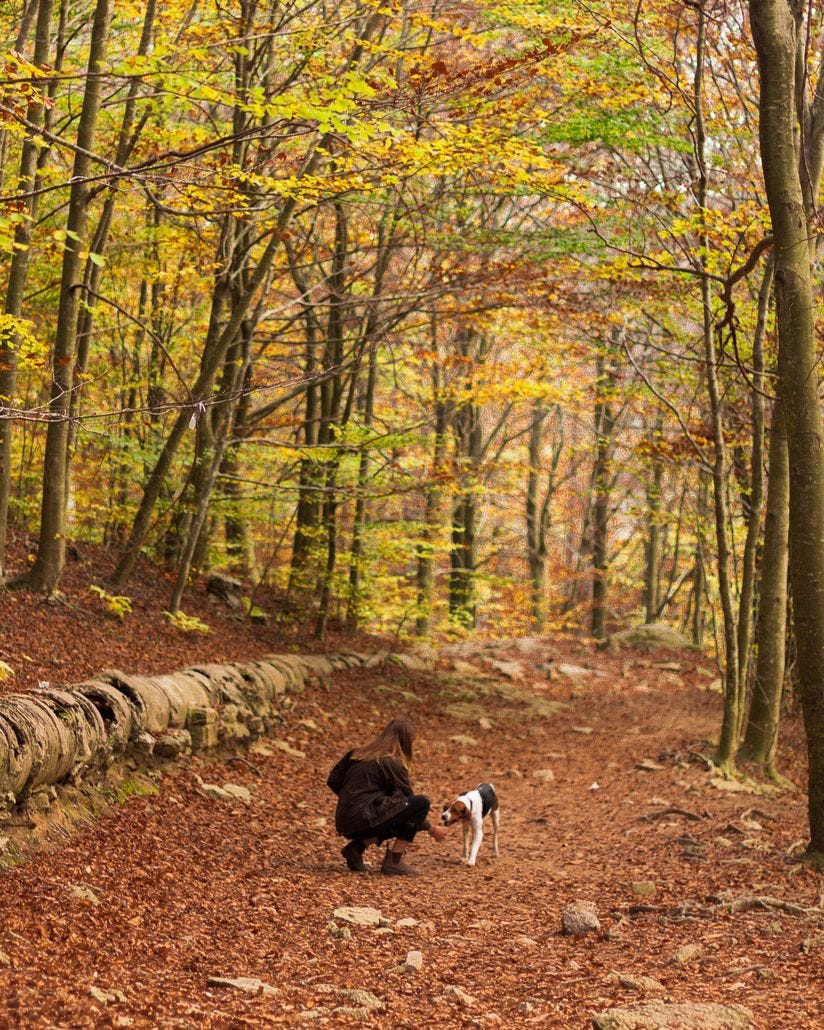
[0,541,822,1028]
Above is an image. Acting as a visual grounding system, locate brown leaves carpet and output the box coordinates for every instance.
[0,559,821,1027]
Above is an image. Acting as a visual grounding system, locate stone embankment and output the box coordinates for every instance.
[0,650,429,823]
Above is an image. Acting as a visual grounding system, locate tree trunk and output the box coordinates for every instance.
[591,335,619,640]
[735,258,773,725]
[643,419,664,623]
[0,0,53,579]
[12,0,112,592]
[750,0,824,860]
[526,402,549,630]
[740,402,789,773]
[415,363,447,637]
[345,343,378,629]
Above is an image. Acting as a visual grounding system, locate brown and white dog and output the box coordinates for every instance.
[440,782,499,866]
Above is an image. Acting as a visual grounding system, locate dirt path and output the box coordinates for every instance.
[0,640,821,1028]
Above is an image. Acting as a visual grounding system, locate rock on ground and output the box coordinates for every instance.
[601,624,694,652]
[607,972,668,997]
[207,976,277,996]
[332,906,383,927]
[591,1002,752,1029]
[562,901,601,935]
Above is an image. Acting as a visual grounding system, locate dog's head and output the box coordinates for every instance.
[440,799,469,825]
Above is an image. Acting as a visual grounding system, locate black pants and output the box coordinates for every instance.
[356,794,430,845]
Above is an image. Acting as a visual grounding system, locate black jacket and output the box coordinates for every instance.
[327,751,413,837]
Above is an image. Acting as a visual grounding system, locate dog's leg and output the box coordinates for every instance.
[491,809,500,857]
[461,824,469,862]
[467,814,483,867]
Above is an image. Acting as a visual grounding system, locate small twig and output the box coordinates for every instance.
[728,895,821,918]
[642,807,704,822]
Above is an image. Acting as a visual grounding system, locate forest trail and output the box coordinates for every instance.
[0,638,820,1029]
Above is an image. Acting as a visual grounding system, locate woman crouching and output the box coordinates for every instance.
[327,716,446,876]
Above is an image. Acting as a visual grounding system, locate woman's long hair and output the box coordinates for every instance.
[350,716,415,768]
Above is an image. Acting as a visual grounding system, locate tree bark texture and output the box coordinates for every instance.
[750,0,824,856]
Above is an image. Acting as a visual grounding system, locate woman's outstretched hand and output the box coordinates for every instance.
[429,825,448,843]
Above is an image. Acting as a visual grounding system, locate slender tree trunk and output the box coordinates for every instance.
[740,403,789,773]
[448,332,483,628]
[750,0,824,859]
[735,258,773,721]
[526,401,549,630]
[686,4,739,764]
[314,199,349,640]
[415,368,447,637]
[643,419,664,623]
[591,335,618,640]
[168,328,254,613]
[0,0,53,578]
[12,0,112,592]
[692,471,709,647]
[346,343,378,629]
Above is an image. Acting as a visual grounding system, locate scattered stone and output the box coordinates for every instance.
[452,659,479,675]
[715,836,734,849]
[332,906,383,927]
[478,717,493,731]
[562,901,601,936]
[403,950,423,972]
[221,783,253,803]
[0,951,10,967]
[200,784,235,802]
[489,659,525,680]
[534,768,555,783]
[556,663,594,679]
[514,935,538,948]
[206,573,243,606]
[396,917,419,928]
[608,972,667,997]
[327,921,351,940]
[207,976,277,996]
[272,740,306,759]
[89,986,127,1004]
[601,623,695,652]
[299,718,323,733]
[331,1006,371,1021]
[572,726,594,735]
[250,742,275,757]
[517,1001,537,1015]
[69,884,101,907]
[673,943,703,966]
[444,985,477,1007]
[337,989,383,1010]
[592,1001,752,1029]
[299,1007,333,1021]
[451,735,478,747]
[631,881,657,898]
[372,927,393,936]
[636,759,665,772]
[654,662,681,672]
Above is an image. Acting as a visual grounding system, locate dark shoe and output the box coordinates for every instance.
[341,840,367,872]
[381,848,421,877]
